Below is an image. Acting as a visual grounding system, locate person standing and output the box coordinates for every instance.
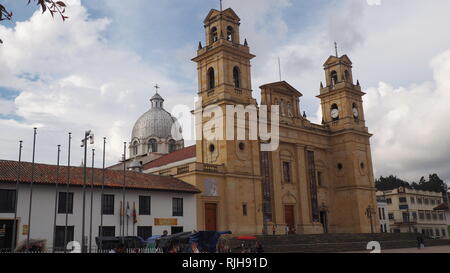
[272,224,277,236]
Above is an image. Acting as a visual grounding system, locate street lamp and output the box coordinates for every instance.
[81,130,94,253]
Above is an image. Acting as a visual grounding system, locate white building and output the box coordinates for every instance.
[377,195,390,233]
[0,160,199,251]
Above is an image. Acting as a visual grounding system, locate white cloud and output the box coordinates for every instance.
[0,0,192,166]
[365,49,450,182]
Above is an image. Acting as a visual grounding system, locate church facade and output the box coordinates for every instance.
[140,8,380,235]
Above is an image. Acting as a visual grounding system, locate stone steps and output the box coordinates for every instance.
[230,233,450,253]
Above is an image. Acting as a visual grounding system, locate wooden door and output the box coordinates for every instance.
[284,205,295,230]
[205,203,218,231]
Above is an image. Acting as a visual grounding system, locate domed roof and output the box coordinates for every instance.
[131,91,181,141]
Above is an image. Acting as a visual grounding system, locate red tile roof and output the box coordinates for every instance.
[434,203,449,211]
[0,160,200,194]
[144,145,196,170]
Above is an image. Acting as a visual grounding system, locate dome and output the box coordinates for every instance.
[131,108,179,140]
[131,91,181,141]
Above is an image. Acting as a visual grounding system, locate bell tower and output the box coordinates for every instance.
[318,51,379,233]
[192,8,256,107]
[191,8,264,235]
[318,53,367,132]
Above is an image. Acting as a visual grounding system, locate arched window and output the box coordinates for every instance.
[344,70,350,82]
[210,27,218,43]
[208,67,215,90]
[330,70,338,86]
[233,66,241,88]
[168,140,177,153]
[148,139,158,153]
[133,141,139,155]
[227,26,234,41]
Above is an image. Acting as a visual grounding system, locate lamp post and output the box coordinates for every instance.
[81,130,94,253]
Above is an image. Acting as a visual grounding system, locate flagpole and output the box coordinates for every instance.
[52,145,61,253]
[81,130,93,253]
[26,128,37,250]
[132,202,136,236]
[100,137,106,253]
[11,140,23,251]
[89,148,95,253]
[126,202,129,236]
[64,133,72,253]
[122,142,126,239]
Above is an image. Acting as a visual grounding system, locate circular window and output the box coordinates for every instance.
[239,142,245,151]
[337,163,343,170]
[209,144,215,153]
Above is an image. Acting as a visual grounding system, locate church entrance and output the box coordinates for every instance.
[284,205,295,232]
[320,211,329,233]
[204,203,217,231]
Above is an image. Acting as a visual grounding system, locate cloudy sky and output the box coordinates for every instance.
[0,0,449,184]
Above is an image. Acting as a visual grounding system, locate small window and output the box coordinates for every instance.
[102,194,115,215]
[210,27,218,43]
[386,198,392,204]
[172,198,184,217]
[54,226,74,250]
[137,226,153,240]
[99,226,115,237]
[233,66,241,88]
[171,226,184,235]
[243,204,248,216]
[227,26,234,41]
[238,142,245,151]
[330,70,338,86]
[388,213,394,220]
[139,196,151,215]
[410,197,415,204]
[399,197,407,203]
[419,212,425,220]
[317,172,323,187]
[344,70,350,82]
[0,189,16,213]
[282,162,291,183]
[148,139,158,153]
[58,192,74,214]
[208,67,215,90]
[337,163,343,170]
[209,144,215,153]
[168,140,177,153]
[132,141,139,155]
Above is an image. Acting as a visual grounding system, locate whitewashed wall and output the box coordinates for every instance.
[0,183,197,249]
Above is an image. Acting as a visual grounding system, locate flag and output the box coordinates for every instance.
[132,202,138,224]
[119,201,124,217]
[126,201,131,221]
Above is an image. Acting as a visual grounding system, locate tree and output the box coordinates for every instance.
[0,0,67,43]
[375,175,411,191]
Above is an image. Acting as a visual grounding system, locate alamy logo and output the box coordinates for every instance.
[170,97,281,151]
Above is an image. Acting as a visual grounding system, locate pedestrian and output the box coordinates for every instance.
[272,224,276,236]
[285,225,290,235]
[256,242,264,253]
[417,234,425,249]
[162,230,168,237]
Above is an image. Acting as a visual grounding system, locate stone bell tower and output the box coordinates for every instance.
[317,51,380,233]
[191,7,263,235]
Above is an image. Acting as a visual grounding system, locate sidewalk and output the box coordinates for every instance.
[348,245,450,253]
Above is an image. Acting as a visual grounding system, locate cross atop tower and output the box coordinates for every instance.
[334,41,339,57]
[154,84,160,93]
